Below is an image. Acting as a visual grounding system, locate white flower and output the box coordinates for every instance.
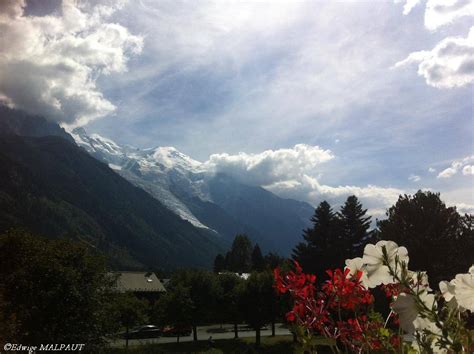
[392,292,438,335]
[454,272,474,312]
[439,279,456,302]
[344,257,369,288]
[362,240,409,288]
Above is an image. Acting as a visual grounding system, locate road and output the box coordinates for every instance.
[111,323,291,347]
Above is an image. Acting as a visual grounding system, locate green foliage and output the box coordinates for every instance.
[153,284,193,329]
[264,252,286,270]
[0,229,116,346]
[215,235,286,275]
[377,190,474,285]
[238,272,277,345]
[111,293,149,332]
[226,234,253,273]
[169,269,221,340]
[215,273,244,327]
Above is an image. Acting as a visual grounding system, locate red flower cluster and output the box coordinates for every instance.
[322,268,374,310]
[381,283,402,299]
[275,263,400,353]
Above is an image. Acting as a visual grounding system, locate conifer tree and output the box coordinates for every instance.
[337,195,373,259]
[251,244,265,272]
[292,201,340,279]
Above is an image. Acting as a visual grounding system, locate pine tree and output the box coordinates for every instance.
[251,244,265,271]
[337,195,373,259]
[292,201,340,279]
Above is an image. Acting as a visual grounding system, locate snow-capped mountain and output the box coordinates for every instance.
[71,128,314,255]
[71,128,212,229]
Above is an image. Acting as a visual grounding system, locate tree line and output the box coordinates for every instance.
[213,234,285,274]
[292,191,473,285]
[155,268,281,346]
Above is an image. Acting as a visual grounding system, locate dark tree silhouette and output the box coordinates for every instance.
[238,272,275,347]
[226,234,253,273]
[251,244,265,272]
[0,229,116,347]
[377,191,474,285]
[171,270,220,342]
[338,195,374,258]
[293,197,373,281]
[292,201,340,279]
[154,284,193,343]
[215,273,244,338]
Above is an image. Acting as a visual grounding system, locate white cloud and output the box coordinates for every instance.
[455,202,474,214]
[438,167,458,178]
[394,27,474,88]
[265,174,405,216]
[395,0,422,15]
[437,155,474,178]
[204,144,334,186]
[462,165,474,175]
[0,0,143,127]
[425,0,474,31]
[202,145,405,215]
[428,167,436,173]
[409,174,421,182]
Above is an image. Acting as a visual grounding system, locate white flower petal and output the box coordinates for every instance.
[439,280,456,302]
[345,257,370,288]
[454,273,474,311]
[362,240,409,288]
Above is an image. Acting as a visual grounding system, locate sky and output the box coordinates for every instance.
[0,0,473,217]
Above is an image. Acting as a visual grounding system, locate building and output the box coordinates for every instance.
[112,271,166,302]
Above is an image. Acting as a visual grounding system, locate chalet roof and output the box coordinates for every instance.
[113,272,166,293]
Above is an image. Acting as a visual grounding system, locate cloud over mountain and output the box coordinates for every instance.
[204,144,334,186]
[202,144,405,216]
[0,0,142,127]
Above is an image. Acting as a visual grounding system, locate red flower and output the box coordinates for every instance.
[274,264,399,353]
[322,268,373,310]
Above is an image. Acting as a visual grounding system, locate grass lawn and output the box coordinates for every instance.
[102,335,334,353]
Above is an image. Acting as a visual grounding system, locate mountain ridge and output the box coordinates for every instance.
[71,127,314,255]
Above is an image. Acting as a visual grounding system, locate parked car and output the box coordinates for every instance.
[161,325,192,337]
[123,325,162,339]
